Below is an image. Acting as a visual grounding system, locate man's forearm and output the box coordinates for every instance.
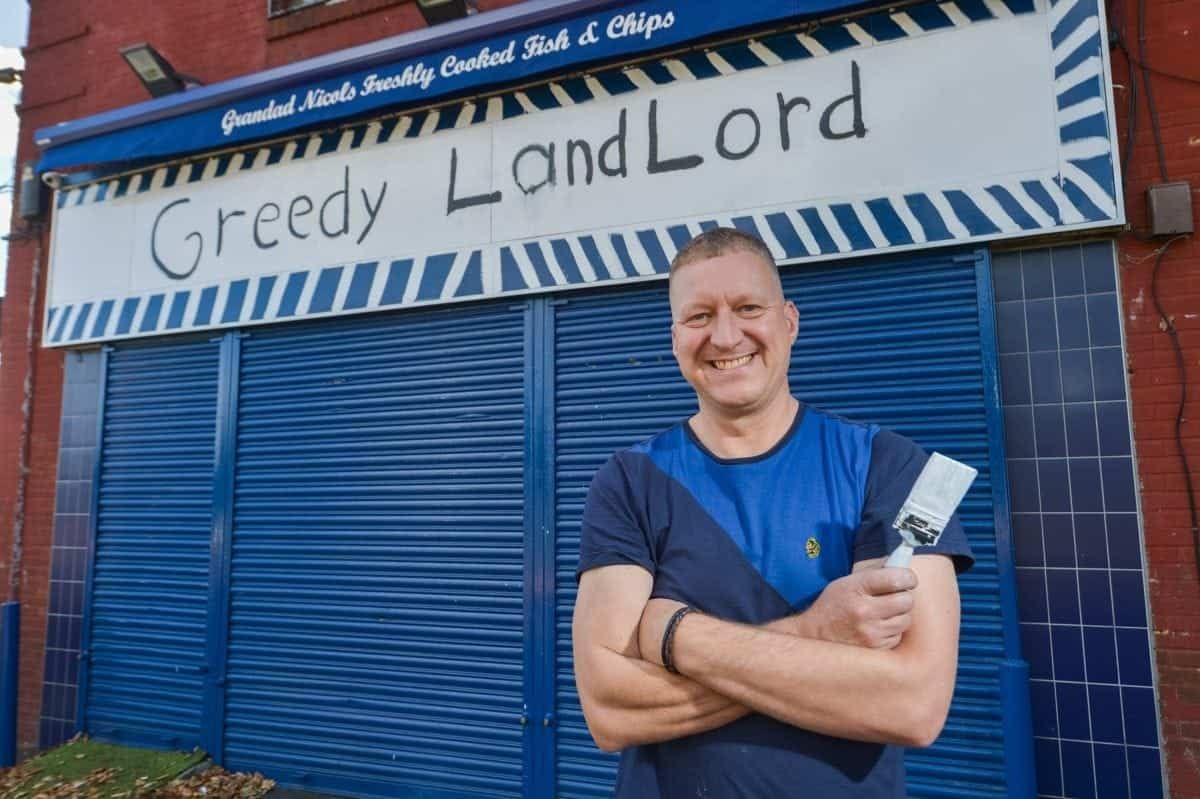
[656,558,961,747]
[670,614,930,745]
[579,646,749,751]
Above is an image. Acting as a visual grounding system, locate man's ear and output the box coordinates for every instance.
[785,301,799,342]
[670,322,679,357]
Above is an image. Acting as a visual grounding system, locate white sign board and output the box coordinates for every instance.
[45,0,1121,345]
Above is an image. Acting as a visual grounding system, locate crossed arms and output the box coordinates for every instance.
[571,555,960,753]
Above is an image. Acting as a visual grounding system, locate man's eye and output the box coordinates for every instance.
[738,305,765,316]
[685,313,711,326]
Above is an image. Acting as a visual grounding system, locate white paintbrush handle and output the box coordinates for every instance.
[884,542,914,569]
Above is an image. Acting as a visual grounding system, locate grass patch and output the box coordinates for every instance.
[0,738,206,798]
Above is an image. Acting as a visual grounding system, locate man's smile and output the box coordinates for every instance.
[708,353,756,371]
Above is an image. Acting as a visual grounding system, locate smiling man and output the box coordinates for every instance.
[571,228,974,798]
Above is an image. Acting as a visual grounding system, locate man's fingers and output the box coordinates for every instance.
[871,634,904,650]
[859,566,918,595]
[872,589,915,620]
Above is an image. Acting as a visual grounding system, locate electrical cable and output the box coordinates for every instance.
[1136,0,1169,182]
[1146,236,1200,584]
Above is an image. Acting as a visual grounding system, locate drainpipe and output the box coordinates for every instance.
[3,211,45,767]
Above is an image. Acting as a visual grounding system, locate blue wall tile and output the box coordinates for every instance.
[1017,568,1049,623]
[997,301,1029,353]
[1051,625,1085,682]
[1106,515,1142,570]
[1093,742,1129,799]
[1127,746,1164,796]
[1074,514,1108,568]
[993,252,1024,301]
[1091,347,1127,401]
[1026,299,1059,351]
[1021,623,1053,679]
[1030,351,1064,403]
[1121,688,1159,747]
[1101,458,1137,512]
[1047,569,1081,624]
[1064,404,1099,457]
[1082,627,1118,684]
[1009,459,1042,513]
[1088,686,1124,745]
[1110,571,1148,628]
[1013,513,1045,567]
[1056,683,1091,741]
[1087,294,1121,347]
[1069,458,1104,513]
[1001,353,1033,405]
[1082,243,1116,293]
[1078,570,1114,626]
[1051,246,1086,296]
[1034,738,1063,796]
[1060,350,1096,402]
[1005,405,1037,458]
[1039,460,1072,513]
[1116,628,1154,687]
[1033,405,1067,458]
[1022,249,1055,299]
[1056,295,1090,349]
[1031,681,1059,737]
[1061,740,1098,799]
[1095,403,1131,456]
[1042,514,1076,568]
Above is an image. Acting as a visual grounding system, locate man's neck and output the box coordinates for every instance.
[689,394,800,460]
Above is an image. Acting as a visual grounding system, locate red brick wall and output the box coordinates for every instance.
[1,0,523,758]
[1109,0,1200,794]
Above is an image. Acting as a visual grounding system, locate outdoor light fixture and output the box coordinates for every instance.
[416,0,477,26]
[0,67,21,84]
[119,43,199,98]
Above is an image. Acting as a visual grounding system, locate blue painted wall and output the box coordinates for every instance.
[993,241,1165,799]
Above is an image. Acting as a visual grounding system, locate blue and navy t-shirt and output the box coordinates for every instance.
[577,404,974,799]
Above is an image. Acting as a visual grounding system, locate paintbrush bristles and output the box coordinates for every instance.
[892,453,979,547]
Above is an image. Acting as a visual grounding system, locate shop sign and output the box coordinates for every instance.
[38,0,868,171]
[44,0,1122,346]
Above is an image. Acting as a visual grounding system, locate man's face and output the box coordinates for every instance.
[669,249,799,418]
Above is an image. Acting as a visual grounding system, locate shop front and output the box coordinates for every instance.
[33,0,1142,795]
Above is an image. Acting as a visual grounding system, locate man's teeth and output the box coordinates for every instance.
[712,354,753,370]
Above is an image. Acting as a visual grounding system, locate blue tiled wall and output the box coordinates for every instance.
[39,349,101,749]
[993,242,1165,798]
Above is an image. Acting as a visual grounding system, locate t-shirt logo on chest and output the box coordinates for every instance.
[805,537,821,559]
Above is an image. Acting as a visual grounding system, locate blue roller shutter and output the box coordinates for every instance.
[552,250,1012,797]
[81,339,219,750]
[221,304,528,799]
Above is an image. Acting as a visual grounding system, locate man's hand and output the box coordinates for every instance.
[771,566,917,650]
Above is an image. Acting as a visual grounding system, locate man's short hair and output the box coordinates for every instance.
[668,227,780,282]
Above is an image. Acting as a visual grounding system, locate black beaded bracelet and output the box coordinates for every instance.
[660,605,695,674]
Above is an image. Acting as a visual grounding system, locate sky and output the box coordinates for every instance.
[1,0,30,296]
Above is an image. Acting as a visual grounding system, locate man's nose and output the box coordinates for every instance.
[709,307,742,349]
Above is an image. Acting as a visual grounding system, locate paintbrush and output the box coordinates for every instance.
[885,452,978,568]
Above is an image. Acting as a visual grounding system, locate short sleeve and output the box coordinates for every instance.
[575,453,657,581]
[852,429,975,573]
